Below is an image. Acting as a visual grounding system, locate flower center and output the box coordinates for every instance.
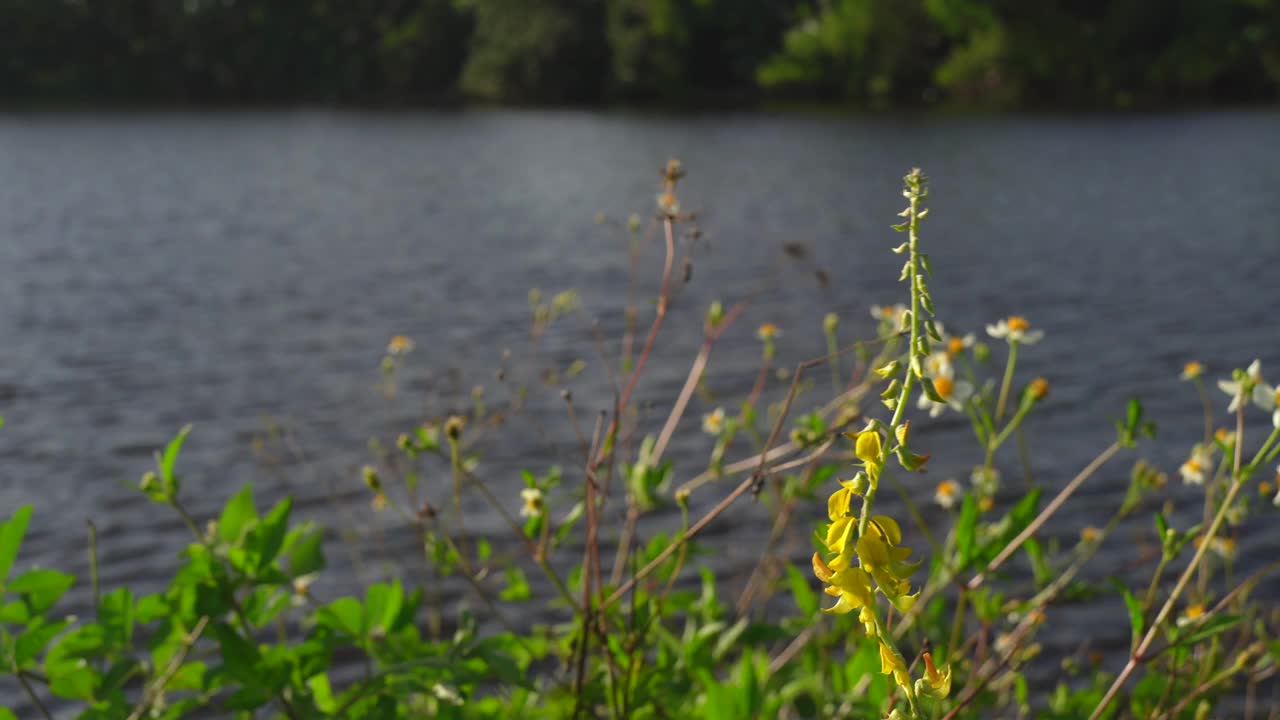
[1007,316,1029,332]
[934,376,954,400]
[947,337,965,356]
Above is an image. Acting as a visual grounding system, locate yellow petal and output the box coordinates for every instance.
[855,431,882,464]
[869,515,902,545]
[828,486,853,521]
[825,516,854,555]
[812,552,834,583]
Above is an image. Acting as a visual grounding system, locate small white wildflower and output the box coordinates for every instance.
[934,479,961,509]
[520,487,544,518]
[917,374,973,417]
[1179,445,1215,486]
[702,407,726,436]
[985,315,1043,345]
[1218,359,1263,413]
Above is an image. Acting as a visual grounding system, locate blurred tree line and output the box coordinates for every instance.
[2,0,1278,107]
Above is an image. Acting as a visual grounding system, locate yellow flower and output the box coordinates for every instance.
[756,322,780,341]
[916,652,952,699]
[520,487,544,518]
[1028,377,1050,401]
[828,485,855,521]
[856,516,920,612]
[1181,361,1204,381]
[387,335,415,356]
[854,430,882,464]
[1080,526,1102,544]
[821,566,875,615]
[371,492,388,512]
[934,479,960,509]
[979,496,995,513]
[878,640,911,690]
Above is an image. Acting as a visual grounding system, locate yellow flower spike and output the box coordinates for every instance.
[854,430,882,464]
[915,652,952,699]
[878,640,912,690]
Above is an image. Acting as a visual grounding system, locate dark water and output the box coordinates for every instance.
[2,109,1279,681]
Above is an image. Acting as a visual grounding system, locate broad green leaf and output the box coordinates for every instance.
[8,568,76,613]
[0,505,33,585]
[365,580,403,634]
[211,622,263,687]
[308,672,337,713]
[249,497,292,573]
[317,597,364,638]
[218,484,258,546]
[99,587,134,649]
[47,659,100,700]
[286,529,325,578]
[499,566,530,601]
[15,618,69,667]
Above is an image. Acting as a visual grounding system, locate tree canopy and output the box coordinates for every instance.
[2,0,1277,107]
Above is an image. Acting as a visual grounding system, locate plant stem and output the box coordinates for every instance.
[995,341,1019,423]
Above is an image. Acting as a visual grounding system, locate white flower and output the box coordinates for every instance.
[870,304,909,333]
[916,374,973,417]
[702,407,726,436]
[1179,445,1215,485]
[970,466,1001,494]
[1217,359,1263,413]
[1248,375,1280,427]
[520,487,544,518]
[934,479,961,509]
[985,315,1044,345]
[922,350,954,379]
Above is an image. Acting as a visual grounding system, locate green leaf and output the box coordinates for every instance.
[211,622,263,687]
[1174,614,1243,648]
[786,563,817,616]
[0,707,16,720]
[1114,581,1144,650]
[15,618,69,667]
[135,594,169,623]
[218,484,258,546]
[0,505,33,585]
[48,660,100,700]
[308,673,338,713]
[157,425,192,498]
[249,497,292,573]
[99,587,134,649]
[317,597,364,638]
[286,528,325,578]
[8,568,76,614]
[365,580,404,635]
[955,495,979,568]
[499,566,530,602]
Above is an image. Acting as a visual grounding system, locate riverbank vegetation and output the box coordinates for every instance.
[2,163,1279,718]
[3,0,1279,108]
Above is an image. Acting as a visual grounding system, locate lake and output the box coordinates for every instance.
[1,109,1278,677]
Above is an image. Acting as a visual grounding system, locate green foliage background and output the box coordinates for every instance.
[2,0,1278,107]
